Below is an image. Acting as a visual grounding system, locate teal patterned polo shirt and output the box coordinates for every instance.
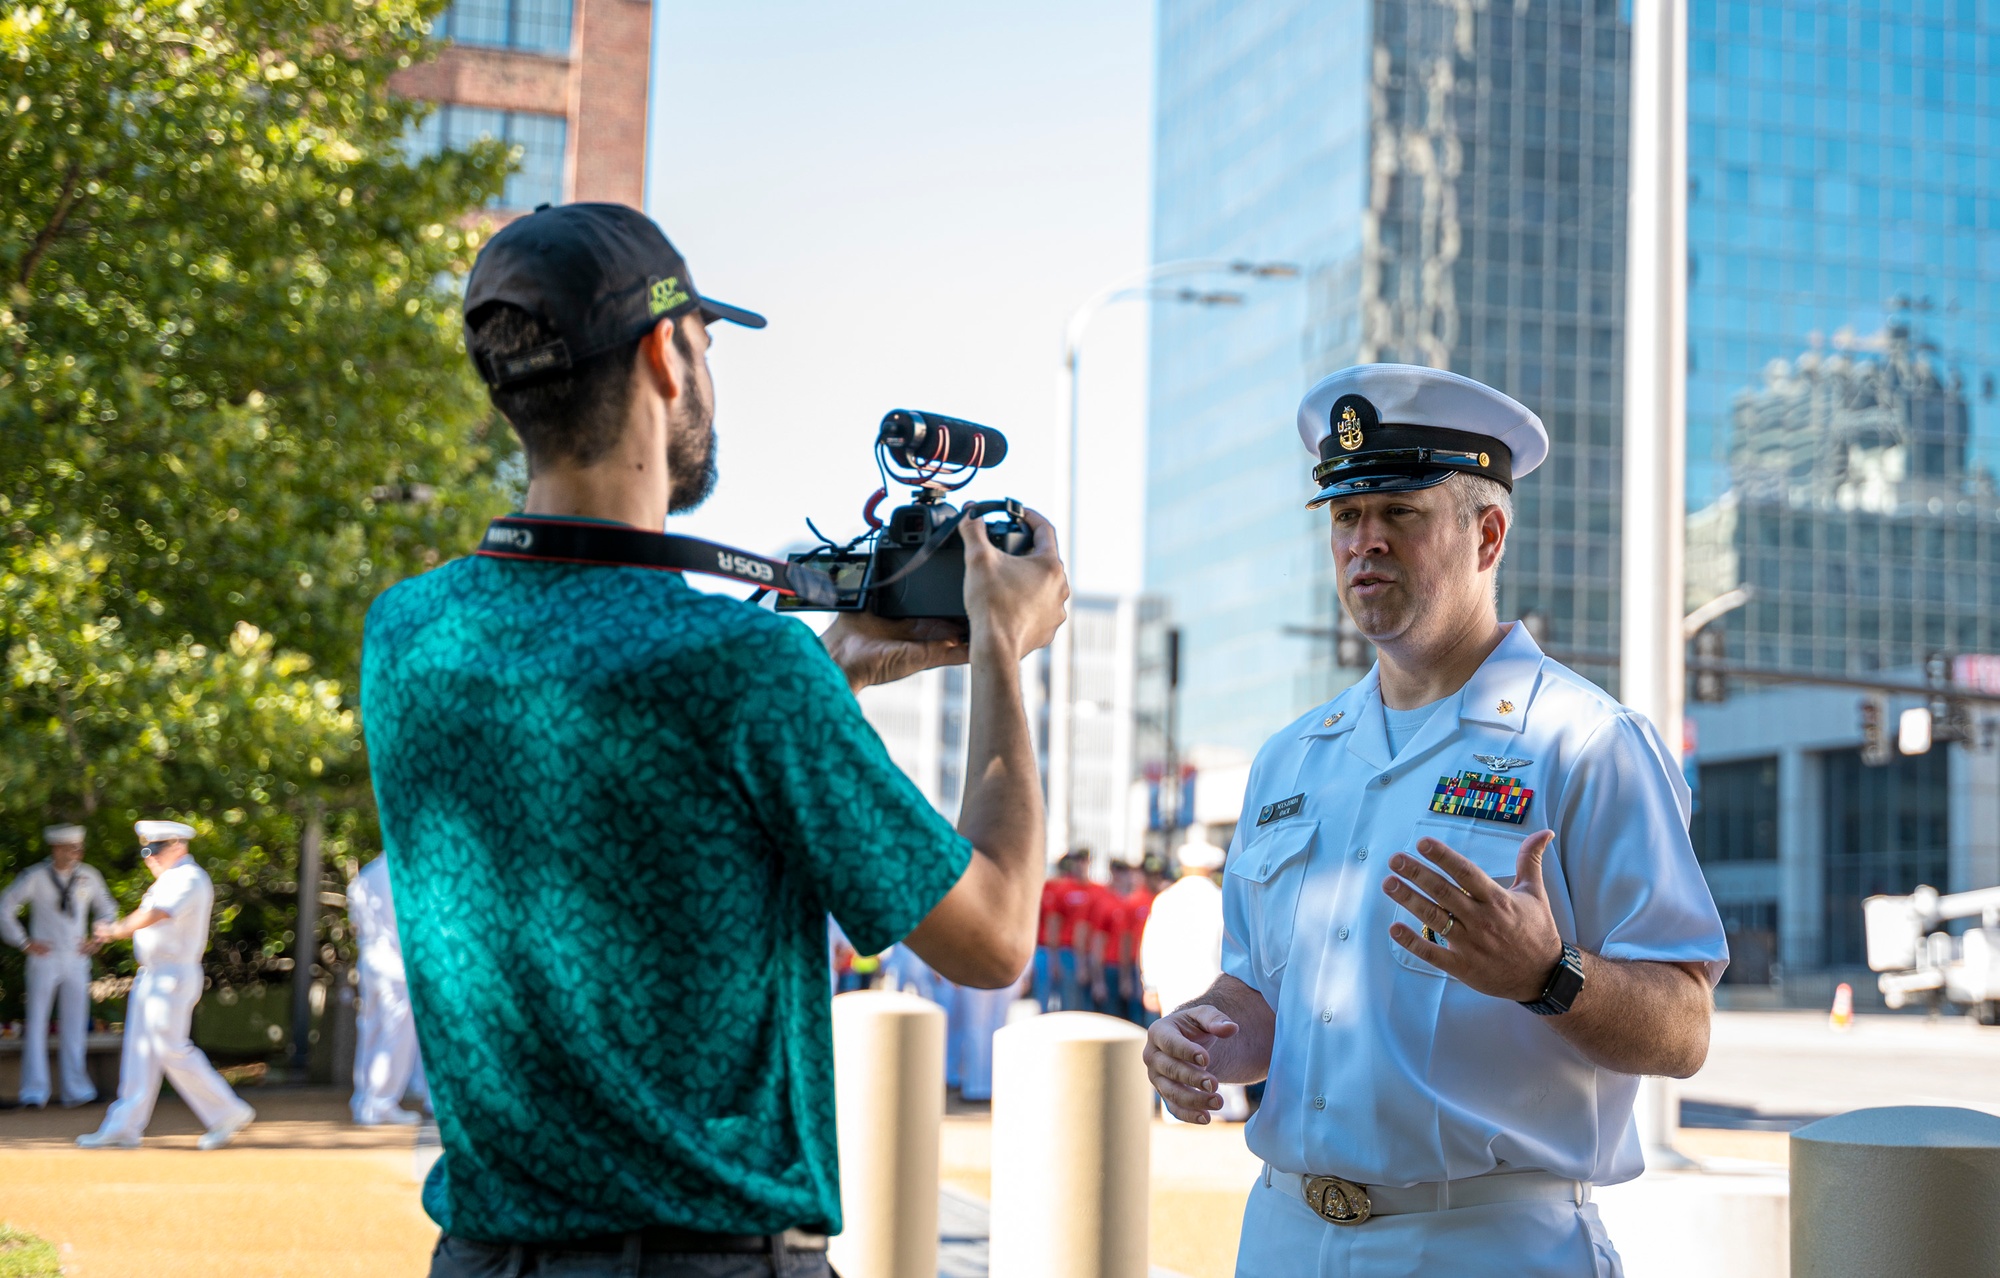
[361,539,972,1243]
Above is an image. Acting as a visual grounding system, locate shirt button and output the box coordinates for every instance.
[1356,848,1368,861]
[1313,1095,1327,1110]
[1321,1009,1333,1022]
[1378,777,1392,787]
[1338,927,1350,940]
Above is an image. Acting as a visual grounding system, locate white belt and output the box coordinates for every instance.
[1266,1164,1588,1226]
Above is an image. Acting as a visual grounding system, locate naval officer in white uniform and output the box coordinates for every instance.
[1,825,118,1107]
[1142,365,1728,1276]
[79,820,256,1150]
[348,854,430,1125]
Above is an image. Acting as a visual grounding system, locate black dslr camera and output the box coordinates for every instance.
[777,410,1032,619]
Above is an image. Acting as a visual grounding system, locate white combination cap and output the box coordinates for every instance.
[135,819,197,843]
[44,824,85,845]
[1296,363,1548,508]
[1175,835,1226,872]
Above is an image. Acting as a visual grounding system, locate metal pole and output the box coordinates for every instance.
[1621,0,1693,1173]
[289,800,324,1074]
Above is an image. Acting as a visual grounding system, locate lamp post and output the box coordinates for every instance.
[1046,259,1299,869]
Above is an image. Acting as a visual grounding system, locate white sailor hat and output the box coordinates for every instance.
[44,824,85,845]
[1297,364,1548,508]
[135,819,196,844]
[1174,835,1226,872]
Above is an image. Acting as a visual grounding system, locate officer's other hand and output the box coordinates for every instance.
[820,612,969,694]
[23,940,51,957]
[1382,830,1563,1004]
[80,938,102,956]
[1143,1004,1237,1124]
[959,505,1067,661]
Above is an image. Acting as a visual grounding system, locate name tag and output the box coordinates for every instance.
[1257,793,1306,826]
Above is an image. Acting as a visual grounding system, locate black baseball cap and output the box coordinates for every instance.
[463,202,766,390]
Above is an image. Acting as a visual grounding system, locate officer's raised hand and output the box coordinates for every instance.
[1382,830,1564,1002]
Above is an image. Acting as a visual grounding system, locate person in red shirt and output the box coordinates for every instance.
[1091,860,1157,1023]
[1042,850,1098,1010]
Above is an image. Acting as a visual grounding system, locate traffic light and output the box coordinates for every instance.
[1860,694,1890,766]
[1691,625,1727,703]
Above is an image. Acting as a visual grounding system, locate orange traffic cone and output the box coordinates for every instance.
[1829,982,1855,1031]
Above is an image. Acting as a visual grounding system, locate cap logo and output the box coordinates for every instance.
[1337,404,1364,451]
[649,276,690,317]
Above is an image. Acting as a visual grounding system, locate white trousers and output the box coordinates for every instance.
[20,953,94,1106]
[95,964,250,1139]
[350,968,427,1123]
[1233,1173,1623,1277]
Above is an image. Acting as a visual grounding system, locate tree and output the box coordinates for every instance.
[1,0,516,1010]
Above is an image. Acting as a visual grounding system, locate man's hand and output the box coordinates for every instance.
[93,920,123,944]
[23,940,51,957]
[1143,1004,1238,1124]
[79,938,102,956]
[821,613,969,694]
[1383,830,1563,1003]
[960,506,1067,662]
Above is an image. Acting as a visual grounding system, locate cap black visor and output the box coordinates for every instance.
[698,297,767,330]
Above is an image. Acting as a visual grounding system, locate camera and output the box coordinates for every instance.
[776,410,1033,619]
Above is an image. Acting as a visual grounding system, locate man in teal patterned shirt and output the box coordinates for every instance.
[362,204,1066,1276]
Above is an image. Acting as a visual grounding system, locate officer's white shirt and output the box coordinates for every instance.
[348,856,406,983]
[133,861,215,968]
[1223,623,1727,1190]
[0,859,117,954]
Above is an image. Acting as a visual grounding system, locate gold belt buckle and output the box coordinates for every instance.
[1303,1175,1372,1226]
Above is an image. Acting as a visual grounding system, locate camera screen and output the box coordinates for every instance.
[775,550,871,612]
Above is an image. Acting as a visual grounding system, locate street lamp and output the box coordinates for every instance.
[1047,258,1300,868]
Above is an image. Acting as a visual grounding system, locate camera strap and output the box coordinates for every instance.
[474,516,839,605]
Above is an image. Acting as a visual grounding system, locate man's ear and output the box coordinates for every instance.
[640,316,685,403]
[1477,501,1508,573]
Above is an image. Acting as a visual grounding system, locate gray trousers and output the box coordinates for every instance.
[429,1234,834,1278]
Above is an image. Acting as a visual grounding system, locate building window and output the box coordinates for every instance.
[406,105,567,211]
[1717,900,1777,986]
[437,0,573,55]
[1692,757,1779,863]
[1822,748,1950,969]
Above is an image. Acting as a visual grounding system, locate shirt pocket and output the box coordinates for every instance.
[1390,816,1529,977]
[1225,820,1317,983]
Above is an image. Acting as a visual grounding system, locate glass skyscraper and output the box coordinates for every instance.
[1149,0,1629,755]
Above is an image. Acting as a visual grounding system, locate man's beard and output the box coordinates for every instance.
[666,378,717,514]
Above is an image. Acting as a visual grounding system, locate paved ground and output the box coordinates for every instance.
[1,1011,1992,1277]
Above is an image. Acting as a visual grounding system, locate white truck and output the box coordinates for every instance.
[1865,885,2000,1024]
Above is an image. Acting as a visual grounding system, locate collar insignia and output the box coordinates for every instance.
[1473,754,1533,772]
[1495,699,1515,715]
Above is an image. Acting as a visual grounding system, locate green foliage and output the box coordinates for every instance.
[0,1226,59,1278]
[0,0,518,1010]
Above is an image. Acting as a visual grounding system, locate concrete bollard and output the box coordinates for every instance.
[988,1011,1151,1278]
[1791,1106,2000,1276]
[829,990,946,1278]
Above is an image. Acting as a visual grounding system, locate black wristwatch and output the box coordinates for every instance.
[1520,942,1586,1016]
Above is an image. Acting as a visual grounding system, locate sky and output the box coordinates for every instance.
[644,2,1156,600]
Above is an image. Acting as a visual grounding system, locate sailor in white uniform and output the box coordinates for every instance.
[348,854,429,1125]
[79,820,256,1150]
[1141,366,1728,1276]
[0,825,118,1107]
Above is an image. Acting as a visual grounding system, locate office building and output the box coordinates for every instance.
[393,0,651,212]
[1678,0,2000,996]
[1149,0,1630,757]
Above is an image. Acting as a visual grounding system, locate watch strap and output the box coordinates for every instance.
[1520,942,1585,1016]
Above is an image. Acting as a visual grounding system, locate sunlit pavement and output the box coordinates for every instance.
[2,1012,1995,1278]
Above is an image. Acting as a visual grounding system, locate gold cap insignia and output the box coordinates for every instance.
[1337,404,1364,452]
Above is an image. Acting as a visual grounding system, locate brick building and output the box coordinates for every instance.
[394,0,652,212]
